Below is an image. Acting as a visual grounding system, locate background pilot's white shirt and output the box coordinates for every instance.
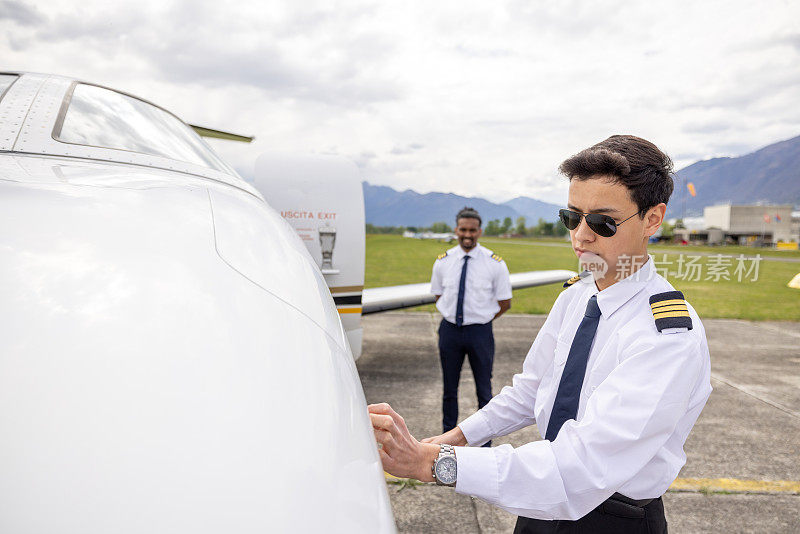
[454,258,712,520]
[430,243,512,325]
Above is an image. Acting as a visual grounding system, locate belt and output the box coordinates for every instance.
[442,319,491,327]
[609,492,655,508]
[599,493,658,520]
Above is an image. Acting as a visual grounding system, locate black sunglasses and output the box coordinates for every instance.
[559,209,639,238]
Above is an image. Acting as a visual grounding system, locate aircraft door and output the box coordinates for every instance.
[252,154,366,359]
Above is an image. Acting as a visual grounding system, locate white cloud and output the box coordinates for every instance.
[0,0,44,26]
[2,0,798,206]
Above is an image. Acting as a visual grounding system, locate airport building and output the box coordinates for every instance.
[674,204,796,246]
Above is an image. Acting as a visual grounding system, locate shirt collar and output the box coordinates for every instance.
[454,244,480,259]
[594,255,655,319]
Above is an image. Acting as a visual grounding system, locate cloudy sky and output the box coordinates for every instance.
[2,0,799,204]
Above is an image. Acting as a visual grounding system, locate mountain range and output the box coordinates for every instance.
[670,134,800,218]
[364,134,800,227]
[362,183,561,228]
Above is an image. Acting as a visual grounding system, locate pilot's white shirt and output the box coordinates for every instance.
[454,257,712,520]
[430,244,512,325]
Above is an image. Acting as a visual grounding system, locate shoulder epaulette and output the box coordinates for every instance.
[437,252,448,260]
[491,254,503,262]
[649,291,693,332]
[563,270,590,288]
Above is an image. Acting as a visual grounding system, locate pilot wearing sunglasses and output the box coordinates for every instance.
[369,135,712,534]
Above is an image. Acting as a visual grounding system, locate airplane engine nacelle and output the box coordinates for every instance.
[253,154,366,359]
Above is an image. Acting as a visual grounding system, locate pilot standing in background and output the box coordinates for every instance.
[430,207,512,446]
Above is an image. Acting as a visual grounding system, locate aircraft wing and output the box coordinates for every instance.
[189,124,255,143]
[362,269,576,314]
[362,282,434,315]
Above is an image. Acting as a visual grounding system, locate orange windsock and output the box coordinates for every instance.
[687,182,696,197]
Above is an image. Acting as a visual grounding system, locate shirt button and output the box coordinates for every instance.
[591,386,597,391]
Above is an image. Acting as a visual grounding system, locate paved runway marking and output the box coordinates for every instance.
[711,373,800,419]
[386,473,800,495]
[671,477,800,495]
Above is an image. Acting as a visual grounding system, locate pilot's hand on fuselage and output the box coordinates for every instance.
[368,403,438,482]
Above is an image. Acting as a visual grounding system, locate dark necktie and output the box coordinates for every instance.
[455,256,470,327]
[545,295,602,441]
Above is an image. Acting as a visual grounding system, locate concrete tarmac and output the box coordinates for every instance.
[357,312,800,533]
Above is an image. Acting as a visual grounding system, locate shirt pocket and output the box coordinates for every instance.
[537,338,572,413]
[475,279,494,300]
[554,337,571,367]
[581,350,618,402]
[443,271,460,290]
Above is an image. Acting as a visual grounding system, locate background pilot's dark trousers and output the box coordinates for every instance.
[438,319,494,447]
[514,496,667,534]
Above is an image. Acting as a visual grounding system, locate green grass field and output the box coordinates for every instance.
[365,234,800,321]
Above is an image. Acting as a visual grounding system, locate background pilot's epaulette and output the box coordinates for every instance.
[649,291,693,332]
[491,254,503,262]
[437,252,448,260]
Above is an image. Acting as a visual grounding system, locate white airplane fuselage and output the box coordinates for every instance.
[0,73,394,532]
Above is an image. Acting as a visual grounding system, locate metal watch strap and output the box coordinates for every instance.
[432,444,456,486]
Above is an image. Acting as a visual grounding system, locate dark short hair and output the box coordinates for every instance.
[559,135,674,216]
[456,206,482,227]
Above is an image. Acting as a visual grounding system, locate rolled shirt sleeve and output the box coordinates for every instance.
[455,328,707,520]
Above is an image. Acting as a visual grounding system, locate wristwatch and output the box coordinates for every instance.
[432,444,457,486]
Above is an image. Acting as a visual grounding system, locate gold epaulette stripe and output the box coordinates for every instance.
[650,299,686,309]
[653,311,692,319]
[651,305,689,314]
[649,290,692,332]
[491,254,503,262]
[437,252,448,260]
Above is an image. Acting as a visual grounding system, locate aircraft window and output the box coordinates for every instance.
[55,83,231,173]
[0,74,18,99]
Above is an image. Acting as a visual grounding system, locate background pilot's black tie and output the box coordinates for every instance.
[545,294,601,441]
[455,256,470,327]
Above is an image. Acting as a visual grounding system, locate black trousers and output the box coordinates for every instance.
[438,319,494,442]
[514,496,667,534]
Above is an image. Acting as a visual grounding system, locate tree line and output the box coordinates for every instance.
[366,216,568,237]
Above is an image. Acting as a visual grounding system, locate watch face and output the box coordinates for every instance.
[435,456,457,485]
